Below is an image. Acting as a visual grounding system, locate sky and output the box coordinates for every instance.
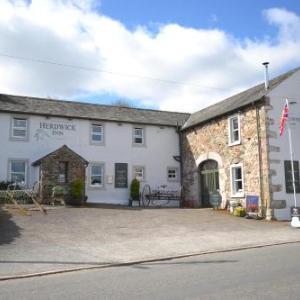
[0,0,300,112]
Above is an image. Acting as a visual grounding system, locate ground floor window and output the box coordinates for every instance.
[58,161,68,183]
[133,166,145,181]
[230,164,244,196]
[9,160,27,186]
[90,163,104,187]
[167,167,179,182]
[284,160,300,193]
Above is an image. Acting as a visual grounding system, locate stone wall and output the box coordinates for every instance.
[38,146,87,204]
[181,102,271,213]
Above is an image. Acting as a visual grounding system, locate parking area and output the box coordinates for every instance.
[0,206,300,278]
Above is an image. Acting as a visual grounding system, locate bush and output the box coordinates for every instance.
[71,179,84,200]
[130,179,140,201]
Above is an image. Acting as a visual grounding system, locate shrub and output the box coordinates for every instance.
[130,179,140,201]
[71,179,84,200]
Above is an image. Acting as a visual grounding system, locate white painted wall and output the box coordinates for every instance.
[0,113,181,205]
[267,69,300,220]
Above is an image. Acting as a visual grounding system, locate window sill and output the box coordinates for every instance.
[228,141,241,147]
[90,142,105,146]
[132,143,146,147]
[231,193,244,198]
[167,179,179,183]
[88,185,105,190]
[10,137,29,142]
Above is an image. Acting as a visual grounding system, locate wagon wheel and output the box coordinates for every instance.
[142,184,151,207]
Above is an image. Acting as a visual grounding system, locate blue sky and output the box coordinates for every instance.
[0,0,300,112]
[100,0,300,39]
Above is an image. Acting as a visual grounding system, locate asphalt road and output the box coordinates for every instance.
[1,243,300,300]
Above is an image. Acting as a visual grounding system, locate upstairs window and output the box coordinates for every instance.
[11,117,28,140]
[9,160,27,186]
[90,163,104,187]
[228,115,240,145]
[230,164,244,196]
[133,127,144,145]
[284,161,300,193]
[91,124,104,144]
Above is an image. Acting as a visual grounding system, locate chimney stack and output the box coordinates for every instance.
[262,62,270,90]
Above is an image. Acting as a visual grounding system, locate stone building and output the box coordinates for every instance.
[181,67,300,220]
[32,145,88,204]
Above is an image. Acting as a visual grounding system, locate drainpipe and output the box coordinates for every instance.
[255,103,265,218]
[177,122,184,207]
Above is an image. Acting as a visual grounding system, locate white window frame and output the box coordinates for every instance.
[228,114,241,146]
[167,167,179,182]
[8,159,28,186]
[133,126,145,146]
[10,116,29,141]
[133,166,145,181]
[90,123,104,145]
[89,162,105,188]
[230,163,244,197]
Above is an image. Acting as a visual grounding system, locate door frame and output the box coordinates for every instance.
[199,160,219,207]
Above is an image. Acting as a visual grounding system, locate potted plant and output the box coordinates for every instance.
[129,178,140,206]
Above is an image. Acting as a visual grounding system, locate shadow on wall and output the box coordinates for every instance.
[0,208,22,246]
[181,133,198,207]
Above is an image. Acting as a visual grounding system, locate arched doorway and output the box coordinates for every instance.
[199,160,219,207]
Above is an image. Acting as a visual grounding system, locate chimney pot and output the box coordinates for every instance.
[262,62,270,90]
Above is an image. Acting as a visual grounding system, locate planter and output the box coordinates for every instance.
[233,206,246,217]
[229,199,239,213]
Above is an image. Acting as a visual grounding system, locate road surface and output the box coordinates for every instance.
[1,243,300,299]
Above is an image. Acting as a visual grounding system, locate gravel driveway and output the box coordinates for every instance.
[0,206,299,278]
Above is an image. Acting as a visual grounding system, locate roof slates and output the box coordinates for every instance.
[0,94,190,127]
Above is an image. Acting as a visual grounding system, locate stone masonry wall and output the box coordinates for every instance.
[39,147,86,204]
[182,102,271,212]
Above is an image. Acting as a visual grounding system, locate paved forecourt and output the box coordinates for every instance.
[0,206,300,279]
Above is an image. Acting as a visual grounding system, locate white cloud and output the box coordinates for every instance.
[264,8,300,42]
[0,1,300,113]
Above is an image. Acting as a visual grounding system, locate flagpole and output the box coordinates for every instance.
[286,99,297,208]
[285,98,300,228]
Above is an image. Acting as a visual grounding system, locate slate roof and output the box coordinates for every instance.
[182,67,300,130]
[0,94,190,127]
[32,145,88,166]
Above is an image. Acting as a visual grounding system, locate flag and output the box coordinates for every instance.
[279,100,289,136]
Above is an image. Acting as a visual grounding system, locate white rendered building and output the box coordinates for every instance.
[0,94,190,205]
